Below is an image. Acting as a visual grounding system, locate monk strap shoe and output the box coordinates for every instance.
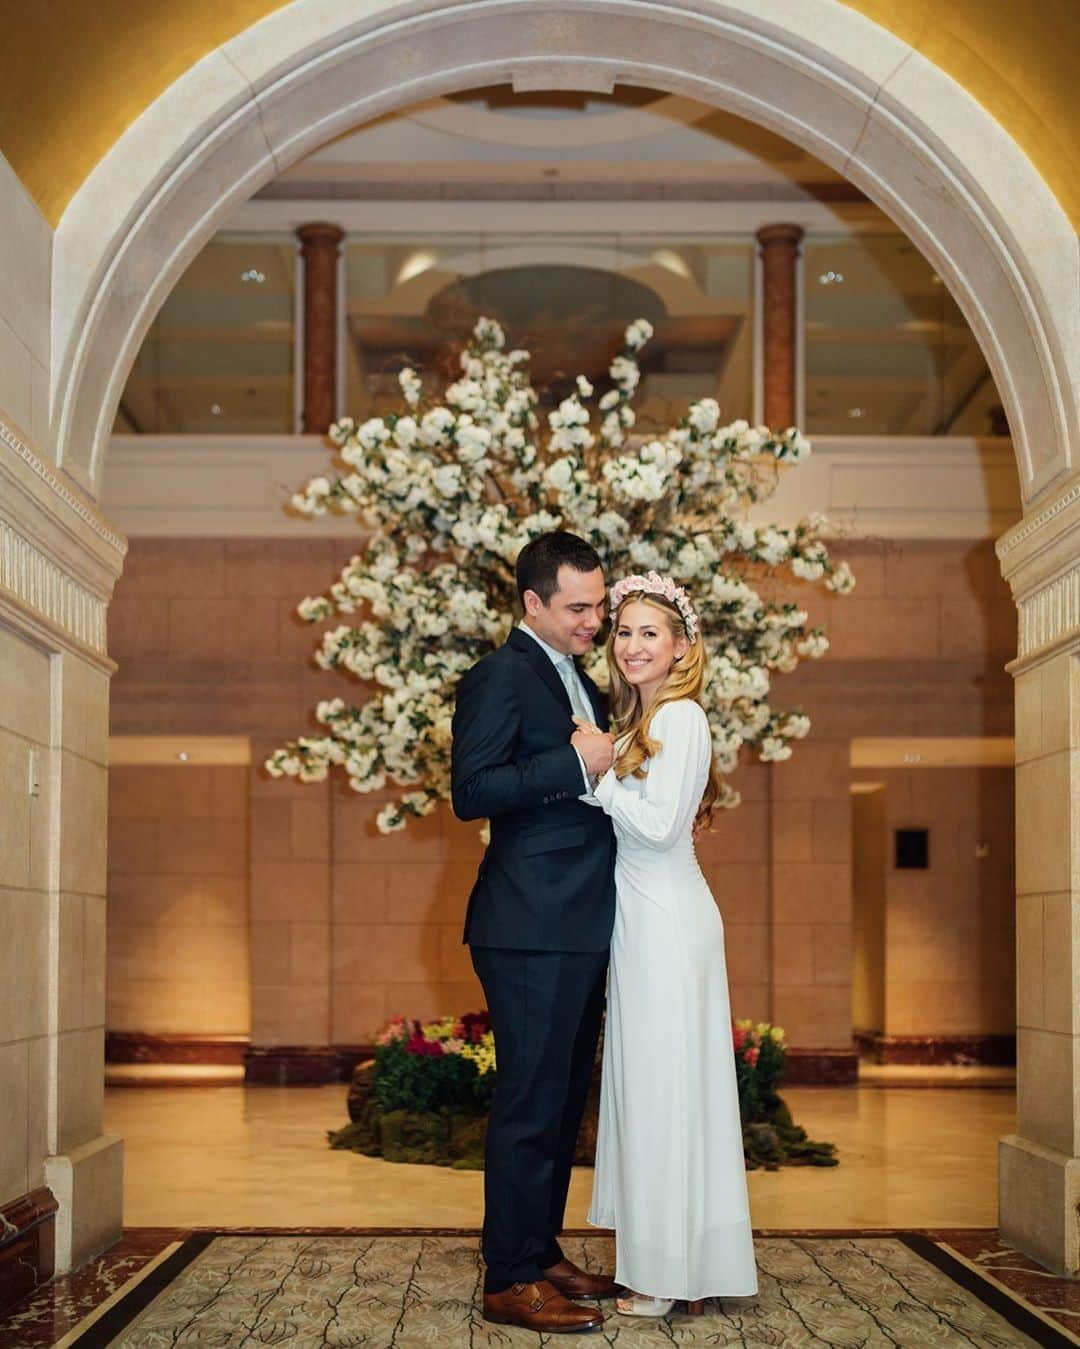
[483,1278,604,1333]
[542,1257,624,1300]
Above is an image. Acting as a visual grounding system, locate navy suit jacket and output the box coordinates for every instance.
[451,627,617,952]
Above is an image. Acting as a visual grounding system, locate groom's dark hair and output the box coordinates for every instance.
[516,531,603,605]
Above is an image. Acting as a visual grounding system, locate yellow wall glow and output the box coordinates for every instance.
[0,0,295,226]
[0,0,1077,227]
[841,0,1079,228]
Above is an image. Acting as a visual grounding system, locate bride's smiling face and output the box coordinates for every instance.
[612,599,689,701]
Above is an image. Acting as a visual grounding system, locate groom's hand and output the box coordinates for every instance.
[571,726,614,775]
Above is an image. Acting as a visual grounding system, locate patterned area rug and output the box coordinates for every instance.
[60,1231,1075,1348]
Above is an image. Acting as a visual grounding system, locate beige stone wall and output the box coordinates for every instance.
[698,759,771,1024]
[852,767,1015,1036]
[0,625,55,1207]
[107,765,249,1034]
[331,791,486,1040]
[106,535,1017,1051]
[851,788,887,1031]
[770,740,855,1047]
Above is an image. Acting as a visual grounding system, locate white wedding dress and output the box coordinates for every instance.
[586,698,758,1300]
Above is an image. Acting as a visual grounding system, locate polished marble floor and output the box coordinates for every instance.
[10,1084,1080,1348]
[105,1082,1016,1229]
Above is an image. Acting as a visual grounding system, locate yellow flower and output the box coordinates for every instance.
[421,1014,459,1041]
[735,1018,753,1031]
[460,1034,497,1076]
[770,1026,786,1043]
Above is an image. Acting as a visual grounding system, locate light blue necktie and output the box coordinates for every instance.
[558,656,594,724]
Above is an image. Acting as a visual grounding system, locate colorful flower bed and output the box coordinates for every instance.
[330,1012,837,1169]
[732,1020,838,1168]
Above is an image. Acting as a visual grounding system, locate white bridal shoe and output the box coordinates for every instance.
[615,1292,705,1317]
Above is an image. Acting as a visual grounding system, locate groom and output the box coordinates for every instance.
[451,530,620,1334]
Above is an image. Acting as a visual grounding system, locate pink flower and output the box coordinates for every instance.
[376,1015,412,1046]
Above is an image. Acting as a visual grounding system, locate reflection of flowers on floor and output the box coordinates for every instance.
[330,1012,836,1169]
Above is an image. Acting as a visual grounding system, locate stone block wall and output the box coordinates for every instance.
[0,627,56,1209]
[850,766,1016,1040]
[104,535,1018,1056]
[107,764,249,1035]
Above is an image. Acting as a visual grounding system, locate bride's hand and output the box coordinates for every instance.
[571,714,602,735]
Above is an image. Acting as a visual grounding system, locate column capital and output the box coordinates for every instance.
[756,223,804,249]
[296,222,345,250]
[996,470,1080,669]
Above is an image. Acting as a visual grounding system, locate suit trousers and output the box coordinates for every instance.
[470,945,608,1293]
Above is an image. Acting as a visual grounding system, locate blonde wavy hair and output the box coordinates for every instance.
[605,591,723,829]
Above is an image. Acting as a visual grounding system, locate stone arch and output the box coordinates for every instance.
[43,0,1076,505]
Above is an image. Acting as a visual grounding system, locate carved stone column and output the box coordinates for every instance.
[296,223,344,434]
[1,415,127,1275]
[757,223,803,429]
[996,471,1080,1274]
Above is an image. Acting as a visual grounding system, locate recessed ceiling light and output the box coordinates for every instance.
[930,274,943,285]
[241,269,266,283]
[211,404,223,416]
[846,407,865,418]
[818,270,844,285]
[176,751,190,762]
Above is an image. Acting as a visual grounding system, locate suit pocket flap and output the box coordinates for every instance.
[522,825,587,856]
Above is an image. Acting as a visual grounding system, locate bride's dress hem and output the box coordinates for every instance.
[584,1210,760,1300]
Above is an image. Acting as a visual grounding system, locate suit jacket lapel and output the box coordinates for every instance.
[507,627,573,716]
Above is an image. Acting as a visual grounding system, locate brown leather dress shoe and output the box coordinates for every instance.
[542,1257,625,1300]
[483,1279,604,1333]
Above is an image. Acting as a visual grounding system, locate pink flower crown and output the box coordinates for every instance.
[609,570,699,643]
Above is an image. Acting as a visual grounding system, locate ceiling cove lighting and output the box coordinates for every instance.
[176,751,190,762]
[651,248,692,280]
[396,251,437,286]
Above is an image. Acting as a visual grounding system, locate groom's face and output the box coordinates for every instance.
[524,565,606,656]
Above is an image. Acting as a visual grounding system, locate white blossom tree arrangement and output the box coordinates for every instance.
[266,316,855,831]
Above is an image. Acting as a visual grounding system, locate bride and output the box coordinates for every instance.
[576,571,758,1316]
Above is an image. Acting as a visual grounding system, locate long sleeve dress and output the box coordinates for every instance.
[586,698,758,1301]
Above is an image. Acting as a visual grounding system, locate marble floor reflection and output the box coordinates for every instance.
[105,1082,1015,1229]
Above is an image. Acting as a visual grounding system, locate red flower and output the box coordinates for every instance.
[405,1033,444,1057]
[732,1027,747,1051]
[461,1010,490,1043]
[745,1046,760,1068]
